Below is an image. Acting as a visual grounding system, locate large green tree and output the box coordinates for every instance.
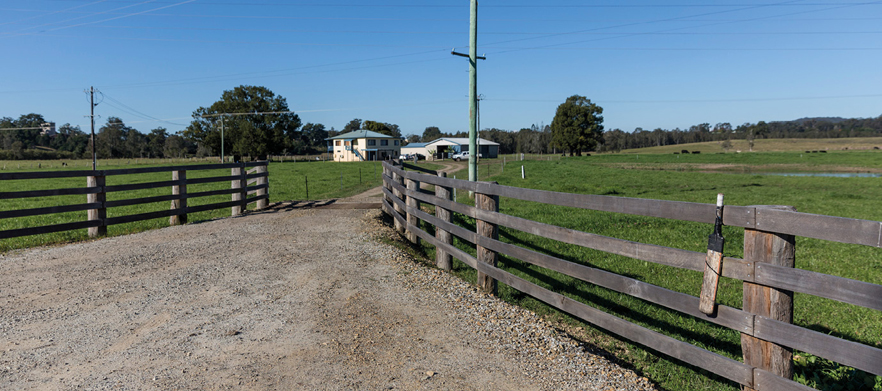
[96,117,133,158]
[362,120,402,138]
[342,118,362,133]
[422,126,442,143]
[301,122,327,150]
[183,85,301,158]
[550,95,604,156]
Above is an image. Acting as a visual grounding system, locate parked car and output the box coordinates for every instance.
[398,153,425,161]
[452,151,482,161]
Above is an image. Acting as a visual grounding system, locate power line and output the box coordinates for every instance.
[465,0,809,52]
[1,0,197,38]
[482,0,882,55]
[6,22,882,37]
[1,0,158,36]
[0,49,445,94]
[100,92,188,126]
[5,7,882,23]
[20,32,882,51]
[482,46,882,52]
[0,0,109,27]
[487,93,882,104]
[31,1,882,8]
[24,33,450,49]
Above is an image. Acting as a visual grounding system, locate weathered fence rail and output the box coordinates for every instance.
[0,161,268,240]
[381,161,881,391]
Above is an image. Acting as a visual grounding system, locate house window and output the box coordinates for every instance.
[335,140,341,146]
[345,141,351,146]
[394,140,400,146]
[381,140,388,146]
[368,139,376,146]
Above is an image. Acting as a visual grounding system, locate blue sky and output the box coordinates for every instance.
[1,0,881,138]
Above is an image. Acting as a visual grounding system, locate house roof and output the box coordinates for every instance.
[325,129,399,140]
[401,142,429,148]
[424,137,500,146]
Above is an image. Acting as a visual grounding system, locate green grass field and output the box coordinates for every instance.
[403,151,882,391]
[3,153,879,390]
[613,137,882,155]
[0,158,433,252]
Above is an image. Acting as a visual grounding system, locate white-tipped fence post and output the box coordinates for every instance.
[521,165,525,179]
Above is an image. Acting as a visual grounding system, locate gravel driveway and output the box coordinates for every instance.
[0,205,657,390]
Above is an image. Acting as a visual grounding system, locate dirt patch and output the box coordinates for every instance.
[0,207,655,390]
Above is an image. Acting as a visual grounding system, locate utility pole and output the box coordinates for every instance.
[89,86,97,170]
[452,0,484,184]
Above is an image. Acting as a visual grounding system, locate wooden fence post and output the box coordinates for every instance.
[476,183,499,295]
[435,171,452,270]
[170,170,187,225]
[741,205,796,390]
[239,163,248,212]
[256,163,268,210]
[405,177,420,244]
[391,170,406,235]
[231,165,243,216]
[87,174,106,237]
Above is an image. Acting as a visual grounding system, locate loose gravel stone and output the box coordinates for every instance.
[0,203,657,391]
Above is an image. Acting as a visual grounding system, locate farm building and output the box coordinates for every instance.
[326,130,402,162]
[402,137,499,159]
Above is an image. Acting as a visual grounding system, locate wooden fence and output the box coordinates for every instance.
[381,161,881,391]
[0,161,269,240]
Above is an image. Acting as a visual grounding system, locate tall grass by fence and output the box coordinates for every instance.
[0,161,268,243]
[382,160,881,391]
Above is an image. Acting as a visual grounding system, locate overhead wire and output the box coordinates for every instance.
[100,92,188,126]
[4,22,882,37]
[487,93,882,104]
[1,0,158,36]
[1,0,198,38]
[32,1,882,8]
[0,0,109,27]
[5,7,882,23]
[2,0,878,103]
[482,0,882,55]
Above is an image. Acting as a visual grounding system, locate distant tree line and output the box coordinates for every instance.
[0,113,195,160]
[599,115,882,152]
[4,86,880,161]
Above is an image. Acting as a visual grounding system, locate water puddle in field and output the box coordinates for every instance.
[761,172,882,178]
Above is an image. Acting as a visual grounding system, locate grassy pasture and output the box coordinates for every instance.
[0,158,432,252]
[616,137,882,155]
[415,152,882,391]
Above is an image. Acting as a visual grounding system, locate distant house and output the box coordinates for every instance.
[325,129,402,162]
[403,137,499,159]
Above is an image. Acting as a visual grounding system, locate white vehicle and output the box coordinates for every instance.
[452,151,482,161]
